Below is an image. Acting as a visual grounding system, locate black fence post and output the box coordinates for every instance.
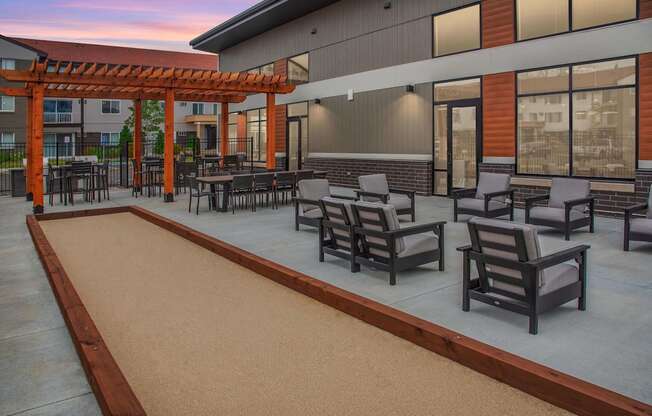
[55,140,59,165]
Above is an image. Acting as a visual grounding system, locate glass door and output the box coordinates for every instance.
[433,100,481,195]
[287,116,307,170]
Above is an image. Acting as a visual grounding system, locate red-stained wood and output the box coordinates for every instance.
[25,94,33,199]
[163,88,174,201]
[266,93,276,170]
[220,102,229,160]
[482,0,515,48]
[641,0,652,19]
[32,84,44,213]
[27,210,145,416]
[128,206,652,416]
[134,99,143,189]
[640,53,652,161]
[483,72,516,158]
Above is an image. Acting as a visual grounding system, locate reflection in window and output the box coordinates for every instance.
[572,58,636,90]
[288,53,309,83]
[247,108,267,162]
[248,63,274,76]
[287,102,308,117]
[433,4,480,57]
[572,0,636,30]
[517,67,569,95]
[434,78,481,102]
[516,0,568,41]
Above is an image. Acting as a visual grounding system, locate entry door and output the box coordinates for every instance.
[287,117,307,170]
[433,100,481,195]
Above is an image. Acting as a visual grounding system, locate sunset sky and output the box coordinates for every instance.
[0,0,258,52]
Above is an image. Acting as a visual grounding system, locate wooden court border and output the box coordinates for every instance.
[27,206,652,416]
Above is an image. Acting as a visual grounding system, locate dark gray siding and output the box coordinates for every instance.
[1,59,32,144]
[308,83,432,154]
[218,0,475,80]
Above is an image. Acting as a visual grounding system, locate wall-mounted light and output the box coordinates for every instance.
[384,1,392,9]
[405,84,415,93]
[347,89,354,101]
[311,28,317,35]
[314,98,321,105]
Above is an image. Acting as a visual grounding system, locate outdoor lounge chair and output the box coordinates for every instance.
[452,172,514,222]
[319,197,359,272]
[458,217,589,334]
[295,179,356,231]
[351,201,445,285]
[623,185,652,251]
[356,174,416,221]
[525,177,595,241]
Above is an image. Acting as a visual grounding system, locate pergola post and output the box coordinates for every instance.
[32,84,44,213]
[266,93,276,170]
[133,99,142,191]
[25,94,33,201]
[220,102,229,160]
[164,88,174,202]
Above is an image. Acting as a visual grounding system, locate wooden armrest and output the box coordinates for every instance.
[564,197,594,209]
[527,245,590,270]
[484,190,513,200]
[330,194,358,201]
[388,221,446,238]
[388,188,415,198]
[456,245,473,252]
[525,194,549,207]
[354,190,389,203]
[451,188,477,199]
[623,203,648,216]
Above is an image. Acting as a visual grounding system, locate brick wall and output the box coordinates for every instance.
[304,157,432,195]
[479,163,651,217]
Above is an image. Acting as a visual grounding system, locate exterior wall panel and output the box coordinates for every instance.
[309,84,432,155]
[482,71,516,158]
[640,53,652,161]
[482,0,515,48]
[641,0,652,19]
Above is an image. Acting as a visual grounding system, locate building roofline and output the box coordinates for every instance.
[0,34,48,59]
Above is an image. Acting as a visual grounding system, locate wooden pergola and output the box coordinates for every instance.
[0,59,295,213]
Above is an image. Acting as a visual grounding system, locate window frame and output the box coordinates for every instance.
[514,55,639,181]
[514,0,640,43]
[101,100,121,114]
[0,131,16,148]
[287,52,310,84]
[1,58,16,70]
[100,132,120,145]
[431,2,483,59]
[0,95,15,112]
[246,108,267,162]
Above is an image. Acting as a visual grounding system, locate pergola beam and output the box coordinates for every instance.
[32,84,44,214]
[163,88,174,202]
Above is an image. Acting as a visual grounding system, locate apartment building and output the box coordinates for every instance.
[0,36,220,156]
[191,0,652,214]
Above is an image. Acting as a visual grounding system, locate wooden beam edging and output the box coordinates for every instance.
[26,209,146,416]
[128,206,651,416]
[27,206,652,416]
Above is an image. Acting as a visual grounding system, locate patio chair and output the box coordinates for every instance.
[525,178,595,241]
[459,218,589,334]
[295,179,356,231]
[623,185,652,251]
[230,174,255,213]
[319,197,359,272]
[452,172,513,222]
[95,161,110,202]
[356,174,416,222]
[66,161,93,205]
[275,171,295,205]
[187,176,214,215]
[351,201,445,286]
[254,173,276,209]
[293,170,314,197]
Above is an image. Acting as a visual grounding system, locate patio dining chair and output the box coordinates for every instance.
[351,201,445,286]
[295,179,356,231]
[525,177,595,241]
[452,172,513,222]
[356,174,416,222]
[65,161,93,205]
[254,173,276,209]
[230,174,255,213]
[623,185,652,251]
[458,217,589,334]
[275,171,296,205]
[187,175,214,215]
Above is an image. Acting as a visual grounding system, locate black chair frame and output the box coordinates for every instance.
[354,188,416,222]
[525,194,595,241]
[451,188,514,222]
[319,199,359,273]
[351,204,445,286]
[623,202,651,251]
[458,221,589,334]
[294,193,356,231]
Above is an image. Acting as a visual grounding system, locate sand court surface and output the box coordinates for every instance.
[39,212,570,416]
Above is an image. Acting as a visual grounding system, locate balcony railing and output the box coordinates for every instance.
[44,112,73,124]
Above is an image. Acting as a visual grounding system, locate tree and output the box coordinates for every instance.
[119,124,132,148]
[124,100,165,141]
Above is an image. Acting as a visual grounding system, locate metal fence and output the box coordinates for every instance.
[0,137,255,195]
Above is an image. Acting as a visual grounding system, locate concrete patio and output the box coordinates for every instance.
[1,188,651,415]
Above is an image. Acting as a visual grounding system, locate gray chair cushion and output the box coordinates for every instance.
[549,177,590,212]
[458,198,507,212]
[358,174,389,202]
[529,206,587,223]
[631,218,652,236]
[389,193,412,211]
[540,263,579,295]
[354,201,405,255]
[475,173,510,202]
[302,209,323,219]
[398,234,438,258]
[647,186,652,219]
[298,179,330,215]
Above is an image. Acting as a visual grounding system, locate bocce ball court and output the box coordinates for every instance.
[26,206,647,416]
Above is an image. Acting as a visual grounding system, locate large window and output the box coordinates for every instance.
[101,100,120,114]
[516,0,637,41]
[0,95,15,112]
[44,99,72,123]
[192,103,218,115]
[100,132,120,145]
[247,108,267,162]
[433,4,480,57]
[288,53,309,83]
[1,58,16,70]
[517,57,636,179]
[227,112,238,139]
[1,132,15,149]
[248,63,274,76]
